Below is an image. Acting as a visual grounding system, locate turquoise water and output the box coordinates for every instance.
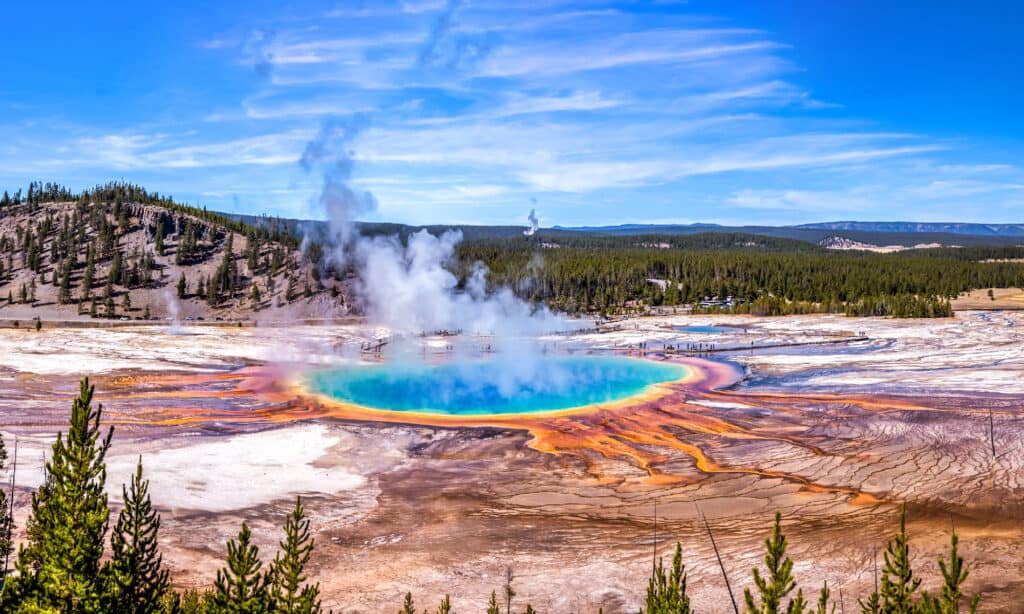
[674,325,734,334]
[306,356,687,416]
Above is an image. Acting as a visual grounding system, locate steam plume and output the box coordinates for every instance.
[355,229,568,336]
[524,208,539,236]
[300,117,378,264]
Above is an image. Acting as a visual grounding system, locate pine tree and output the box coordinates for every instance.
[122,292,132,315]
[82,243,95,299]
[212,522,268,613]
[919,531,979,614]
[0,434,12,574]
[59,259,72,303]
[154,223,164,257]
[522,606,536,614]
[177,273,187,299]
[103,459,171,614]
[250,283,261,309]
[879,505,921,613]
[435,594,453,614]
[206,273,219,306]
[503,566,516,614]
[486,591,499,614]
[744,512,807,614]
[400,592,416,614]
[268,497,320,614]
[814,582,834,614]
[643,542,691,614]
[111,250,123,286]
[1,378,113,612]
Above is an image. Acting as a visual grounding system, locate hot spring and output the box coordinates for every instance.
[305,355,688,416]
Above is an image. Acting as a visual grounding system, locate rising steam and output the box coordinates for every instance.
[524,208,540,236]
[300,117,378,265]
[355,229,568,336]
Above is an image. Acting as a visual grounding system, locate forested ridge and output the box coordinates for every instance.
[0,181,344,320]
[3,181,1023,320]
[457,236,1024,317]
[0,380,986,613]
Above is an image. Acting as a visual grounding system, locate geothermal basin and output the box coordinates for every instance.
[305,355,689,416]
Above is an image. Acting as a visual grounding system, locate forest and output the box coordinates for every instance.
[3,181,1023,319]
[0,378,983,613]
[456,235,1024,317]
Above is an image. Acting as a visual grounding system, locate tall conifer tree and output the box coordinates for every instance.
[268,497,320,614]
[103,459,170,614]
[643,542,691,614]
[1,378,113,613]
[744,513,807,614]
[212,523,268,613]
[879,505,920,613]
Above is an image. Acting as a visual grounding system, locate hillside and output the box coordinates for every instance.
[0,182,350,324]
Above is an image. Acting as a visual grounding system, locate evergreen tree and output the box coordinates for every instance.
[178,273,187,299]
[59,259,72,303]
[250,283,261,309]
[435,594,453,614]
[211,523,268,613]
[154,223,164,257]
[919,531,979,614]
[122,292,133,314]
[643,542,691,614]
[486,591,500,614]
[206,273,219,306]
[1,378,113,613]
[268,497,320,614]
[879,505,921,613]
[111,251,123,286]
[103,459,171,614]
[0,434,12,577]
[399,592,416,614]
[82,243,96,299]
[744,512,807,614]
[814,582,834,614]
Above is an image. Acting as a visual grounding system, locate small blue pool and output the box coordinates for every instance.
[673,325,735,334]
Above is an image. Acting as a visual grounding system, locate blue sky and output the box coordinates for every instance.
[0,0,1021,226]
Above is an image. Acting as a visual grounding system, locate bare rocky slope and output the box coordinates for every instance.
[0,184,351,324]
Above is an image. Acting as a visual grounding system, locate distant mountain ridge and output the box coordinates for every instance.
[795,221,1024,237]
[226,215,1024,248]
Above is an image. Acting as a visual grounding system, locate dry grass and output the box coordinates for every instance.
[952,287,1024,310]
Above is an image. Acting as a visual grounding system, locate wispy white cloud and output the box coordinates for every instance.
[4,1,1017,226]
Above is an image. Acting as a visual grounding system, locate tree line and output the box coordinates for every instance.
[456,237,1024,317]
[0,379,984,613]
